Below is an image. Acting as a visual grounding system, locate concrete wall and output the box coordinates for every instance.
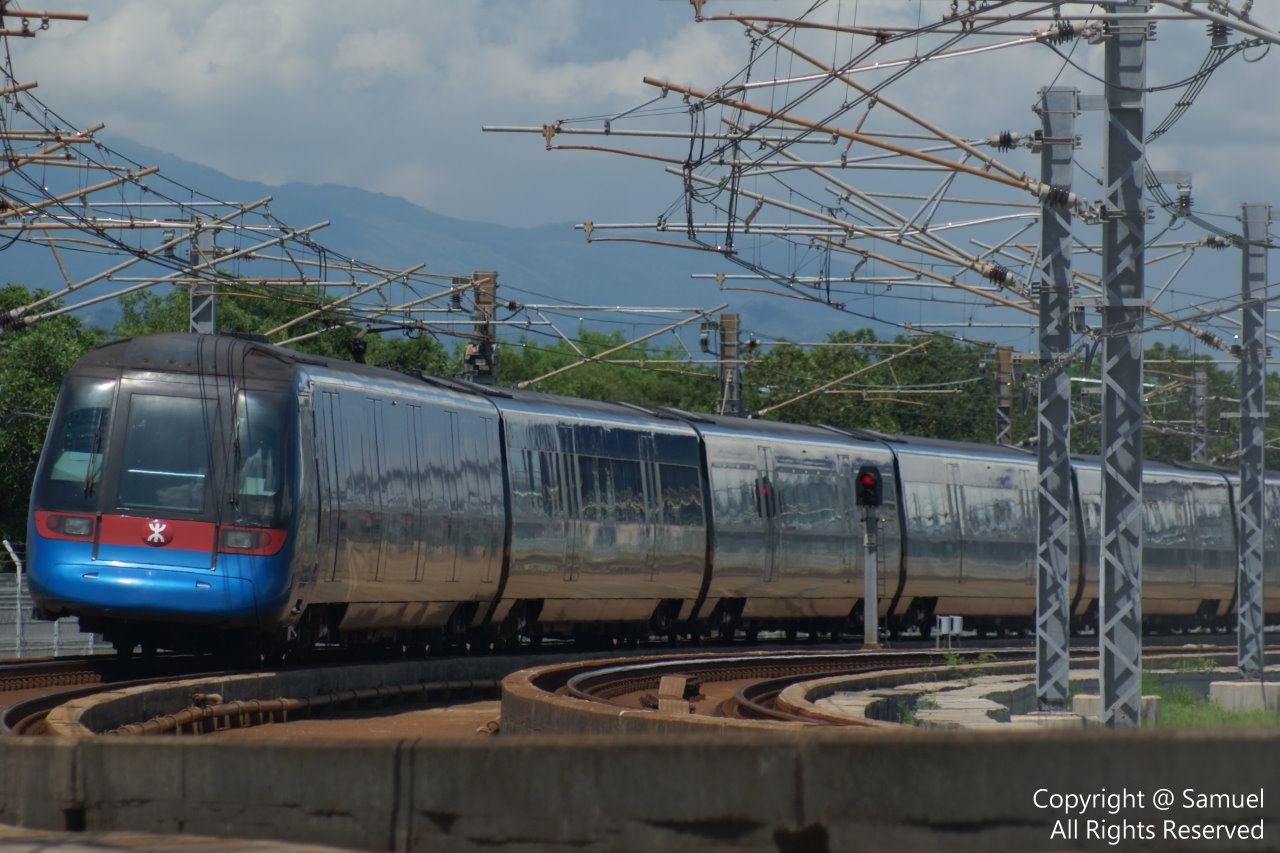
[2,730,1279,852]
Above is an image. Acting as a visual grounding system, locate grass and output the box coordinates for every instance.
[942,650,998,684]
[1143,670,1280,729]
[896,694,937,726]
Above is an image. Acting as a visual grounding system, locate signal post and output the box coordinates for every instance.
[856,465,882,649]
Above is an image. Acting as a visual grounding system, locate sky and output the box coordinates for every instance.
[11,0,752,227]
[12,1,1276,226]
[7,1,1280,352]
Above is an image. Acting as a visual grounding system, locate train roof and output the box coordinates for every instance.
[72,333,299,380]
[75,336,1251,479]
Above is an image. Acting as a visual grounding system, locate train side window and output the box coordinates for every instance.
[578,456,602,520]
[510,449,536,515]
[610,459,644,522]
[660,463,703,526]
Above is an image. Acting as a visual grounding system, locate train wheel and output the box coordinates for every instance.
[112,637,136,662]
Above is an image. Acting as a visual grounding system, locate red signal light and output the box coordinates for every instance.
[855,466,882,506]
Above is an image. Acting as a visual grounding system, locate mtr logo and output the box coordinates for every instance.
[143,520,173,546]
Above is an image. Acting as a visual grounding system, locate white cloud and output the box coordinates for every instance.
[13,1,756,224]
[9,0,1279,237]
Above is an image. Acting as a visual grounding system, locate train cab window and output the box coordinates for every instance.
[228,391,288,526]
[116,394,216,514]
[33,376,116,511]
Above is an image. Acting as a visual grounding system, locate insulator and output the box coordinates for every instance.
[1048,20,1076,45]
[995,130,1015,151]
[1045,185,1072,210]
[450,291,462,311]
[1208,21,1229,46]
[1178,193,1193,213]
[985,264,1012,286]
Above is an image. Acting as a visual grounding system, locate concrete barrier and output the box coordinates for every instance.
[2,730,1279,851]
[1210,681,1280,713]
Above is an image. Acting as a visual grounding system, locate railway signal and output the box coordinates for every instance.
[855,466,882,507]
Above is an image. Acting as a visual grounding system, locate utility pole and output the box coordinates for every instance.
[995,345,1014,445]
[1098,5,1148,728]
[1035,87,1078,713]
[717,312,744,417]
[1237,203,1270,679]
[188,223,217,334]
[1190,370,1206,463]
[462,271,499,385]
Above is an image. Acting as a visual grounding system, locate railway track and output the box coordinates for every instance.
[0,635,1249,737]
[538,642,1249,725]
[551,648,1036,722]
[0,656,244,736]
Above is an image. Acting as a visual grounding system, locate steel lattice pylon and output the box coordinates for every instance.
[1098,6,1148,729]
[1237,202,1270,679]
[1035,87,1078,712]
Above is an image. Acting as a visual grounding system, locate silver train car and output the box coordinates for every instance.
[25,333,1279,655]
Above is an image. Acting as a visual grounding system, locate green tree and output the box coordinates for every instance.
[112,283,453,374]
[498,327,718,411]
[0,285,103,543]
[742,331,995,443]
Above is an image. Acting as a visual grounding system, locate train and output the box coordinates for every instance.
[24,332,1279,657]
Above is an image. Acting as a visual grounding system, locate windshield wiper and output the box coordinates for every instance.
[83,409,104,496]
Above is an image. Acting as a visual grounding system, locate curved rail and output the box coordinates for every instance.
[1,656,243,736]
[560,649,1037,721]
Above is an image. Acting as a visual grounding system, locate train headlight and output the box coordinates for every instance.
[219,529,269,551]
[45,514,94,538]
[217,526,286,555]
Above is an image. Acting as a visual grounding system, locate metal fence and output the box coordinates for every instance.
[1,540,99,658]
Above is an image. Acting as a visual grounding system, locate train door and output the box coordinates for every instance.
[444,410,463,583]
[838,454,857,584]
[949,462,966,583]
[314,391,343,584]
[558,424,582,582]
[452,410,502,587]
[758,446,780,583]
[473,414,502,585]
[408,405,427,583]
[640,435,658,581]
[370,400,387,583]
[1018,467,1035,584]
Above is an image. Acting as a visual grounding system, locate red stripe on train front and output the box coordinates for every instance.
[98,514,215,551]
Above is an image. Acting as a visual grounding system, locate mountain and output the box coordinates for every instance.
[2,140,859,345]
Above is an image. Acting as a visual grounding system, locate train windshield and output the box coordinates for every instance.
[116,394,218,514]
[225,391,288,526]
[33,376,116,512]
